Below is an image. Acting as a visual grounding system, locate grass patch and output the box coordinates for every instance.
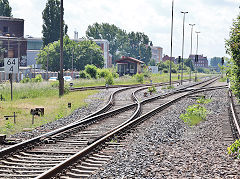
[180,104,208,126]
[0,82,98,135]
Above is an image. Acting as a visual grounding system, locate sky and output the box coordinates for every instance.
[9,0,240,59]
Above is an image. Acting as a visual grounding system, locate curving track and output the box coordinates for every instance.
[0,77,226,179]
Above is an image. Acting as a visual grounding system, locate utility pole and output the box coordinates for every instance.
[169,0,174,86]
[189,24,195,82]
[17,38,21,82]
[195,31,200,82]
[59,0,64,96]
[180,11,188,85]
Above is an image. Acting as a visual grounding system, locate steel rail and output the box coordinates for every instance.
[228,90,240,138]
[0,77,216,158]
[36,80,222,179]
[0,82,168,157]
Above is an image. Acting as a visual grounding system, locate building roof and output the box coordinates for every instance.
[116,56,144,64]
[0,16,24,22]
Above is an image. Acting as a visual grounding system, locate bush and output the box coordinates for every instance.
[105,74,114,85]
[31,74,43,83]
[98,68,111,78]
[79,71,90,79]
[85,64,98,79]
[163,69,168,73]
[180,104,208,126]
[20,76,31,83]
[171,69,177,73]
[134,73,144,84]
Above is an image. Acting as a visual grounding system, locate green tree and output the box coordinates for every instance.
[226,14,240,99]
[184,58,194,71]
[210,57,222,67]
[42,0,68,47]
[122,32,152,64]
[86,22,128,62]
[0,0,12,17]
[36,36,104,71]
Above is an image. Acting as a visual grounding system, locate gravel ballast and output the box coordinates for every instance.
[91,88,240,178]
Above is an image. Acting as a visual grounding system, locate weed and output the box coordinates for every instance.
[196,96,212,104]
[227,139,240,159]
[180,104,208,126]
[148,85,156,94]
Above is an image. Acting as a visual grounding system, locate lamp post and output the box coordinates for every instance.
[169,0,174,86]
[195,31,200,82]
[180,11,188,85]
[59,0,64,96]
[189,24,195,82]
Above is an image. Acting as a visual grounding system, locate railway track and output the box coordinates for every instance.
[0,77,223,178]
[228,89,240,140]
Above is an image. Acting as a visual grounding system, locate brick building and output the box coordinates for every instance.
[189,54,208,68]
[0,16,27,67]
[162,55,176,63]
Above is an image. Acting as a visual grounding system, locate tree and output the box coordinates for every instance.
[86,23,128,62]
[42,0,68,47]
[184,58,194,71]
[122,32,152,64]
[86,23,152,64]
[36,36,104,71]
[0,0,12,17]
[226,14,240,99]
[210,57,222,67]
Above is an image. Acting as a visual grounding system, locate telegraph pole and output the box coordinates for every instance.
[189,24,195,82]
[180,11,188,85]
[59,0,64,96]
[169,0,174,86]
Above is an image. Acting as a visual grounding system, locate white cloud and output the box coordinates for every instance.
[8,0,239,58]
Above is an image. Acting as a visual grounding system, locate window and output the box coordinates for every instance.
[3,26,9,33]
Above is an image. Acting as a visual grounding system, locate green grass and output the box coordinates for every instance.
[0,81,99,135]
[72,73,211,88]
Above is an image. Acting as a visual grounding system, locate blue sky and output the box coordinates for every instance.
[9,0,239,59]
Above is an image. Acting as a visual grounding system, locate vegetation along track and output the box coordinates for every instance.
[0,77,222,178]
[228,89,240,140]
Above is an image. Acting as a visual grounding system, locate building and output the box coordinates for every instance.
[162,55,176,63]
[189,54,208,68]
[115,56,144,76]
[151,46,163,64]
[0,16,27,67]
[26,37,112,69]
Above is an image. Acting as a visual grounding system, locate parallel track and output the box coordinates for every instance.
[0,77,222,178]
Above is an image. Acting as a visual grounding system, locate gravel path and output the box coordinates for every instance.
[91,88,240,178]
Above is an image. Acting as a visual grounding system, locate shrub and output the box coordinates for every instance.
[31,74,43,83]
[85,64,98,79]
[171,69,177,73]
[180,104,208,126]
[105,74,114,85]
[163,69,168,73]
[98,68,111,78]
[134,73,144,84]
[20,77,31,83]
[79,71,90,79]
